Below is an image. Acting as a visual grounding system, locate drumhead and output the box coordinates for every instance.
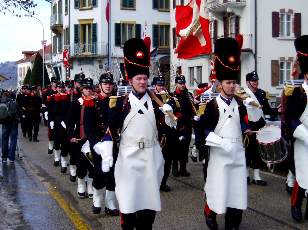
[256,125,281,144]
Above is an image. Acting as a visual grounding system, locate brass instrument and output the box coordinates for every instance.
[235,86,262,108]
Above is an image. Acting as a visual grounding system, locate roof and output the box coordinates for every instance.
[16,44,52,65]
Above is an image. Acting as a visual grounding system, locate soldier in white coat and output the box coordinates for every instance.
[104,38,176,229]
[199,38,251,230]
[285,35,308,222]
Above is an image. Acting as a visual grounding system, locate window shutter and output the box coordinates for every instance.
[115,23,121,46]
[173,0,176,9]
[235,16,240,35]
[129,0,135,8]
[223,16,228,37]
[74,24,79,44]
[172,27,176,49]
[153,0,158,9]
[294,13,301,38]
[213,19,218,41]
[272,11,280,37]
[153,25,159,47]
[271,60,279,86]
[92,0,97,7]
[74,0,79,8]
[135,24,141,39]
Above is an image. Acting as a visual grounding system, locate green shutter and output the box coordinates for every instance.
[135,24,141,39]
[152,24,159,47]
[92,23,97,53]
[92,0,97,7]
[115,23,121,46]
[129,0,135,8]
[74,0,79,8]
[74,24,79,44]
[153,0,158,9]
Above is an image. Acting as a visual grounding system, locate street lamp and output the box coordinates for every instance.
[25,15,46,88]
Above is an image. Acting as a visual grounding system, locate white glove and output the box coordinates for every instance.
[161,104,173,114]
[220,138,233,153]
[44,112,48,120]
[193,115,200,121]
[179,136,185,141]
[102,156,113,173]
[243,97,254,108]
[81,141,90,154]
[22,115,26,118]
[293,124,308,146]
[93,140,113,160]
[61,121,66,129]
[50,121,54,129]
[165,115,177,129]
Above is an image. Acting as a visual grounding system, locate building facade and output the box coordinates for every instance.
[170,0,308,97]
[51,0,170,83]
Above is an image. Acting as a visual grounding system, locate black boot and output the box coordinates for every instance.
[172,161,179,177]
[105,207,120,216]
[160,183,171,192]
[92,206,101,214]
[291,206,303,222]
[48,149,53,155]
[291,183,305,222]
[70,175,76,182]
[305,198,308,220]
[179,162,190,177]
[61,166,67,174]
[54,161,60,167]
[205,213,218,230]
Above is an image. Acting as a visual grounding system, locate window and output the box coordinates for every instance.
[80,0,92,8]
[272,11,301,38]
[153,0,169,10]
[64,28,70,46]
[53,36,57,54]
[189,67,194,87]
[115,23,141,46]
[65,0,68,14]
[279,13,291,37]
[279,61,291,85]
[209,19,217,47]
[74,23,97,54]
[153,24,170,48]
[196,66,202,84]
[58,34,63,53]
[121,0,135,9]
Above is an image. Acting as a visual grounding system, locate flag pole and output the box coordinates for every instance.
[108,0,111,71]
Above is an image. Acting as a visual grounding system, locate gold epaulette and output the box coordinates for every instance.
[109,96,119,109]
[197,103,207,116]
[159,92,170,104]
[173,97,181,109]
[265,91,270,100]
[284,84,296,97]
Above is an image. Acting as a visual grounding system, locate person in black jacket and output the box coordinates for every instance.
[16,85,29,137]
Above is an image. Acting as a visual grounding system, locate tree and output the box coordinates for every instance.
[30,52,50,87]
[23,67,31,85]
[0,0,51,17]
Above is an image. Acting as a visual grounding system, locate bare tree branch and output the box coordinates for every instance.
[0,0,51,17]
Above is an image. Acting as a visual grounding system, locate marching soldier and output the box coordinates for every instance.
[53,82,70,173]
[152,75,176,192]
[67,77,95,199]
[285,35,308,222]
[44,77,58,155]
[67,73,84,182]
[200,38,251,230]
[172,75,195,177]
[16,85,29,137]
[244,71,276,185]
[104,38,175,229]
[84,72,119,215]
[26,86,42,142]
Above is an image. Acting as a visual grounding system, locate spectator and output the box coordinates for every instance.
[1,91,19,163]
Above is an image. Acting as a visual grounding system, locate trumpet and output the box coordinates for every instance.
[235,87,262,109]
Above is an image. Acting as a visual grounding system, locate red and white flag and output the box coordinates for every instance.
[106,0,110,23]
[175,0,212,59]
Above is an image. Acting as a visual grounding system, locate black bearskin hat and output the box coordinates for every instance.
[152,75,165,86]
[295,35,308,74]
[246,71,259,81]
[214,38,241,81]
[124,38,150,79]
[175,75,186,84]
[74,73,85,83]
[99,72,114,84]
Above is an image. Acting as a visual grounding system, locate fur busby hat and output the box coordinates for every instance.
[175,75,186,84]
[246,71,259,81]
[124,38,150,79]
[99,72,114,84]
[214,37,241,81]
[152,75,165,86]
[295,35,308,74]
[81,78,94,88]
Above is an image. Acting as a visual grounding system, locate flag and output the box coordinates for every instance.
[106,0,110,23]
[175,0,212,59]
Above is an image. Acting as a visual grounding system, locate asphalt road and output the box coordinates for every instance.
[1,124,308,230]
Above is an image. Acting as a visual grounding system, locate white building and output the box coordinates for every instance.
[51,0,170,83]
[170,0,308,97]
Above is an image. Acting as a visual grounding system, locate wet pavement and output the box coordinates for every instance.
[1,124,308,230]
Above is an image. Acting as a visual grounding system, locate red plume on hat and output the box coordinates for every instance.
[235,34,243,50]
[143,36,151,63]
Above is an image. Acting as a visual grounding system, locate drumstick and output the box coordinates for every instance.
[147,89,178,122]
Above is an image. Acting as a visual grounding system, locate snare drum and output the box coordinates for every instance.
[256,125,288,164]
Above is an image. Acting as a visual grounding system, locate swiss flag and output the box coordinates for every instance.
[175,0,212,59]
[106,0,110,23]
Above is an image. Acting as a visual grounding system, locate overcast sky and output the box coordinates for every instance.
[0,1,51,63]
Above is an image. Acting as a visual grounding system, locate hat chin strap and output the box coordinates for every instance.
[248,81,258,92]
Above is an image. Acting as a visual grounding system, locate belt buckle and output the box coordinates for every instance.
[139,141,145,149]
